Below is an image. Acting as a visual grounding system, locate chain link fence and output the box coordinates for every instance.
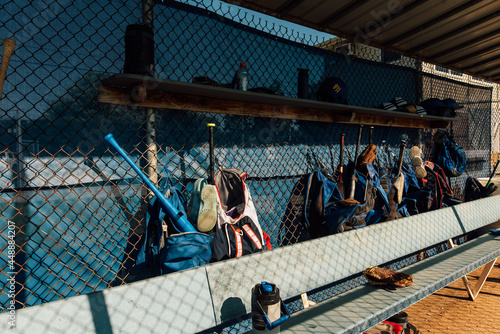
[0,0,495,329]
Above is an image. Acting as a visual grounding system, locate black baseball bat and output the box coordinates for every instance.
[339,133,345,183]
[207,123,215,185]
[104,133,196,233]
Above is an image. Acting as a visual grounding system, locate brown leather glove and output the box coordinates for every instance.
[363,266,413,287]
[334,198,360,207]
[357,144,377,169]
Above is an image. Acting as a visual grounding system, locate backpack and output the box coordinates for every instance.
[463,176,497,202]
[280,173,310,246]
[420,161,459,210]
[303,168,344,238]
[345,164,388,227]
[464,176,484,202]
[135,174,213,277]
[211,168,267,261]
[399,164,431,215]
[362,163,391,224]
[433,130,467,177]
[303,164,385,237]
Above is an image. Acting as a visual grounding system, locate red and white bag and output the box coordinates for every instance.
[211,168,269,261]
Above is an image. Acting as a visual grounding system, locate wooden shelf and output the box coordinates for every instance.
[98,74,456,129]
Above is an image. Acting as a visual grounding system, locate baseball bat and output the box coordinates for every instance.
[0,38,16,100]
[387,139,407,219]
[207,123,215,185]
[381,140,387,166]
[396,139,407,177]
[329,145,335,175]
[337,133,346,198]
[349,125,363,199]
[339,133,345,183]
[104,133,196,233]
[486,158,500,189]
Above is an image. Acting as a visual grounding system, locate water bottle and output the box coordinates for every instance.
[297,69,309,99]
[124,24,154,76]
[233,62,248,91]
[386,311,409,331]
[251,281,289,333]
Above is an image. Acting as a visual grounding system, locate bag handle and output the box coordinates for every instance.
[156,169,174,192]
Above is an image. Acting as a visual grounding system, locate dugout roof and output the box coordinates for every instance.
[222,0,500,83]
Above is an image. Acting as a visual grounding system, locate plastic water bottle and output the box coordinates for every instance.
[233,62,248,91]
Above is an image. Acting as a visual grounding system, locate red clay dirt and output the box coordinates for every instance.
[402,262,500,333]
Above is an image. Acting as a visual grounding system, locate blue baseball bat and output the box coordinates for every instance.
[104,133,195,233]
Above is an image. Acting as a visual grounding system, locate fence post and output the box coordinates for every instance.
[12,109,27,308]
[142,0,158,195]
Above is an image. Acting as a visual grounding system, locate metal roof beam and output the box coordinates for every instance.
[477,68,500,79]
[441,43,500,66]
[474,66,500,78]
[276,0,305,16]
[382,0,478,46]
[406,8,500,55]
[319,0,370,28]
[463,57,500,72]
[477,71,500,80]
[428,28,500,60]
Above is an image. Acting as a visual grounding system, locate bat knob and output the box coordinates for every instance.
[104,133,115,143]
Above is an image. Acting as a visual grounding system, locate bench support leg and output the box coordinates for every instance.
[465,258,497,301]
[447,239,498,301]
[300,293,317,309]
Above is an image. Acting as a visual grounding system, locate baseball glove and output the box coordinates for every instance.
[363,266,413,288]
[334,198,360,207]
[357,144,377,169]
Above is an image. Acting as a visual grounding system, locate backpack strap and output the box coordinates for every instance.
[329,146,336,178]
[242,224,263,250]
[308,148,324,169]
[230,225,244,258]
[303,170,317,229]
[305,151,314,171]
[262,231,272,250]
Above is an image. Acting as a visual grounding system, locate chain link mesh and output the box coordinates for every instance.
[0,0,496,330]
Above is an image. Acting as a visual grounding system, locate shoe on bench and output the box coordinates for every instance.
[409,146,426,178]
[191,178,218,232]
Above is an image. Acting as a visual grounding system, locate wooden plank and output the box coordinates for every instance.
[98,74,455,129]
[99,84,352,123]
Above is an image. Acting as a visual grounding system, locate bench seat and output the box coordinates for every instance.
[281,233,500,333]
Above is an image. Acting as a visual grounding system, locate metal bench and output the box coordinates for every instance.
[5,196,500,334]
[280,196,500,333]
